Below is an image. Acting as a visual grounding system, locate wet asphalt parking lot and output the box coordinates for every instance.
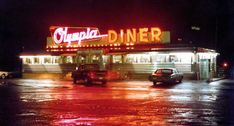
[0,79,234,126]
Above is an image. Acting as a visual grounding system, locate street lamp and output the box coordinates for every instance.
[191,26,201,31]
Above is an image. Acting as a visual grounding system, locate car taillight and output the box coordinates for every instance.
[88,72,96,78]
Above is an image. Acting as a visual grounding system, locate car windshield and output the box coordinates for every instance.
[155,69,173,74]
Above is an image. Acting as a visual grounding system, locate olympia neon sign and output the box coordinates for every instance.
[52,27,107,45]
[51,26,162,45]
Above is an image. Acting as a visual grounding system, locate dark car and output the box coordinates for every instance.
[148,68,183,85]
[0,71,11,79]
[0,71,22,79]
[71,64,107,85]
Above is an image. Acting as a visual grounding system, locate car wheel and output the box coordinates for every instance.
[1,74,6,79]
[73,78,77,84]
[84,78,91,85]
[179,79,182,83]
[102,80,107,85]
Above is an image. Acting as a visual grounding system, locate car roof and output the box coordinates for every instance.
[80,64,99,66]
[156,68,177,70]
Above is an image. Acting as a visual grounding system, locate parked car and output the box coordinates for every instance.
[148,68,183,85]
[71,64,108,85]
[0,71,11,79]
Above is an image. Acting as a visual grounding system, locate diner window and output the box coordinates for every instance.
[25,58,31,64]
[92,55,100,63]
[92,55,99,60]
[65,56,73,63]
[34,57,40,64]
[125,54,151,64]
[102,56,109,64]
[126,55,136,63]
[44,57,52,64]
[139,55,150,63]
[79,56,86,64]
[169,55,179,62]
[151,54,167,63]
[113,55,122,63]
[54,57,60,64]
[169,53,193,63]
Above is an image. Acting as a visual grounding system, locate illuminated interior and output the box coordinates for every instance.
[20,52,197,65]
[20,55,60,64]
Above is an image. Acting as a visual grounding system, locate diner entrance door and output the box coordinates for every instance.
[199,59,210,80]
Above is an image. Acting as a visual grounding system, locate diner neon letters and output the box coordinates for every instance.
[108,27,162,43]
[53,27,107,45]
[52,27,162,45]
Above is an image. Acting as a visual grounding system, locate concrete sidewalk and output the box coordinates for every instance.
[206,77,225,83]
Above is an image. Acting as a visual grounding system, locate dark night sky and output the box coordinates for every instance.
[1,0,234,70]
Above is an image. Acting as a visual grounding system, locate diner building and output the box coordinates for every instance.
[20,26,218,80]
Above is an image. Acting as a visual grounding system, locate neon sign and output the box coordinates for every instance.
[52,27,107,45]
[50,26,163,47]
[108,27,162,43]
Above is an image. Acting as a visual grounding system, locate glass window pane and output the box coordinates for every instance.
[113,55,122,63]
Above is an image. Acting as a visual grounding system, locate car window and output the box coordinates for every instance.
[155,69,162,74]
[155,69,172,74]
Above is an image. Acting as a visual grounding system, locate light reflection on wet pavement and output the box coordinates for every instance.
[1,79,234,125]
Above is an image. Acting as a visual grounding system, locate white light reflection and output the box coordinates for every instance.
[54,117,98,126]
[17,79,54,88]
[17,79,76,102]
[169,95,192,101]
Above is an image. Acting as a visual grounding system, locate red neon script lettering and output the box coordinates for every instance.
[53,27,107,45]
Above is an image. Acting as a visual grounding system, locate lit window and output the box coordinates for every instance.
[54,57,60,64]
[113,55,122,64]
[169,55,179,62]
[102,56,109,64]
[79,56,86,64]
[125,54,151,64]
[65,56,73,63]
[151,54,166,63]
[34,57,40,64]
[92,55,100,63]
[44,57,52,64]
[25,58,31,64]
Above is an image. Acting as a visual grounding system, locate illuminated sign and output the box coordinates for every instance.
[49,26,166,49]
[50,27,107,45]
[108,27,162,43]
